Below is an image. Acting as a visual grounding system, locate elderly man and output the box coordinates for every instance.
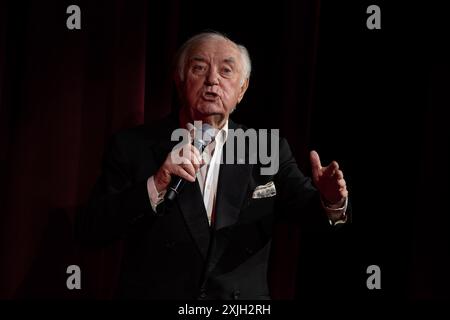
[77,32,350,299]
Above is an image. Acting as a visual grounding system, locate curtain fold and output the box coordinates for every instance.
[0,0,147,298]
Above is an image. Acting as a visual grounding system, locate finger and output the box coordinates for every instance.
[173,156,196,178]
[323,161,339,177]
[187,146,202,170]
[180,161,196,179]
[334,170,344,180]
[181,145,201,164]
[178,155,191,164]
[309,150,322,181]
[337,179,346,189]
[174,165,196,182]
[340,189,348,199]
[190,144,202,163]
[173,145,191,165]
[191,147,203,169]
[191,159,201,172]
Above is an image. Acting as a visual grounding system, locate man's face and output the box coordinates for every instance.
[178,38,249,127]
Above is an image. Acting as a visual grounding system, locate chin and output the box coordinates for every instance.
[196,104,224,116]
[191,110,225,126]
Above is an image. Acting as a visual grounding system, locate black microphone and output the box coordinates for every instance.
[164,123,216,202]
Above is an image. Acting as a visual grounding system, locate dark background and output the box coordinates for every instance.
[1,0,449,300]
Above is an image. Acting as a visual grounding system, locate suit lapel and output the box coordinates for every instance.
[176,180,211,259]
[214,120,253,231]
[214,163,252,231]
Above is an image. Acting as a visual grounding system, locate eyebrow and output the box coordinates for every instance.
[191,56,207,63]
[223,57,236,65]
[190,56,237,65]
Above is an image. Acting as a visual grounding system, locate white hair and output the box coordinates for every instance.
[175,32,251,85]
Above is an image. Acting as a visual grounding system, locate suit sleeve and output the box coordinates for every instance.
[75,133,153,246]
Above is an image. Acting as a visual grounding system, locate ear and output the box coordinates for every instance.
[237,78,249,104]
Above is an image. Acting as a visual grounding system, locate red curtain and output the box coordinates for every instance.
[0,0,147,298]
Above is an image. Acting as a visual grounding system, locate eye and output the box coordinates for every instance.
[192,64,207,73]
[221,67,233,76]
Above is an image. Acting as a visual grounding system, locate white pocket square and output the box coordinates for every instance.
[252,181,276,199]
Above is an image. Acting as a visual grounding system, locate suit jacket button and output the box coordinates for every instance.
[233,290,240,300]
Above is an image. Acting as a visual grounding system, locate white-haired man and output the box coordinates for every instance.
[78,32,349,299]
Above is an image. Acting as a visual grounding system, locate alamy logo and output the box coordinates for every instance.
[366,264,381,290]
[66,265,81,290]
[170,121,280,175]
[66,5,81,30]
[366,5,381,30]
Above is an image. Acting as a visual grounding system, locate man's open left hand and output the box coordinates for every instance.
[310,150,348,206]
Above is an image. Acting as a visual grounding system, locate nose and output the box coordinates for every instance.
[205,67,219,86]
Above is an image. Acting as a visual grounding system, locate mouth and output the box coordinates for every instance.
[202,91,219,101]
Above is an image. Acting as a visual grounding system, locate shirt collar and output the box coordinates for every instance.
[216,120,228,146]
[185,120,229,146]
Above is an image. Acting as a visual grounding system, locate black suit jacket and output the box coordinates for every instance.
[77,115,348,299]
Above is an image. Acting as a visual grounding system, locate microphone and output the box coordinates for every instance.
[164,123,216,202]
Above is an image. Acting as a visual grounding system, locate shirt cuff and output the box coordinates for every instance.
[147,176,166,212]
[321,196,348,225]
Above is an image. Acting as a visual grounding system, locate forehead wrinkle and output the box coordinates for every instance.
[189,55,239,69]
[191,56,208,63]
[223,57,236,64]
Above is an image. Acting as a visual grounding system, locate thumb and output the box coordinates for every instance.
[310,150,322,181]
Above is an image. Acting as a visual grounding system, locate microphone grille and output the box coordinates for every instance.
[200,123,217,145]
